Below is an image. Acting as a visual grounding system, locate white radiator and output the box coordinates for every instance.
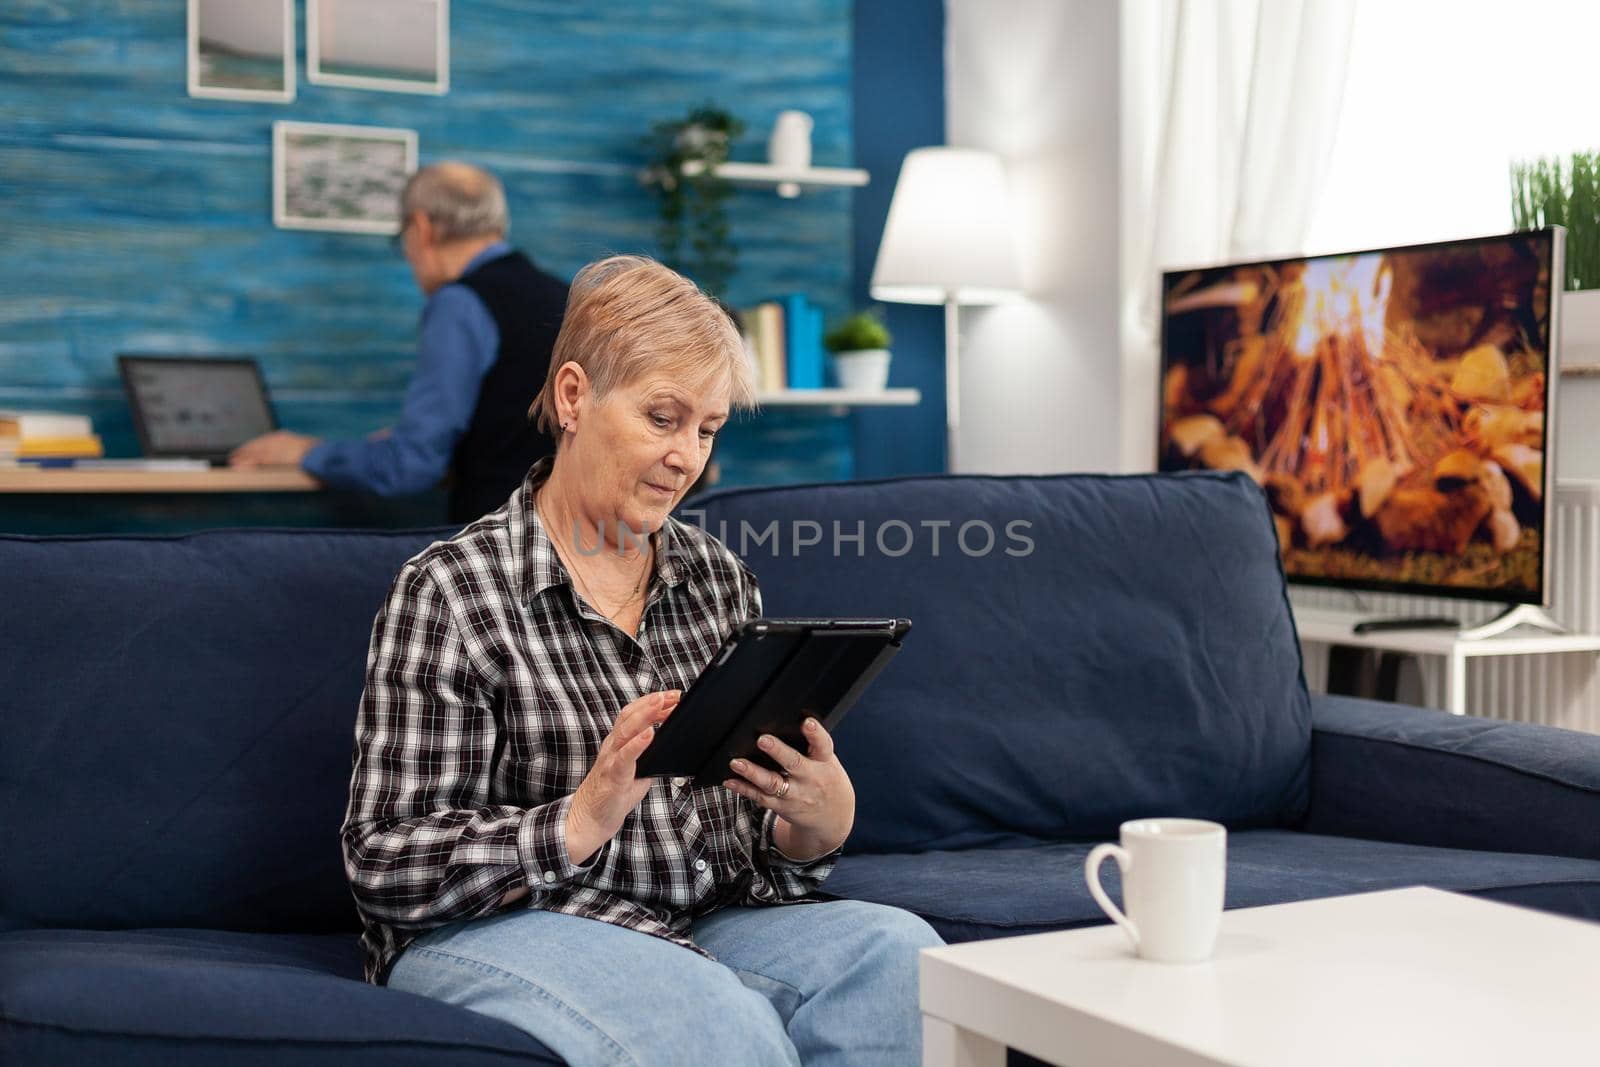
[1293,479,1600,732]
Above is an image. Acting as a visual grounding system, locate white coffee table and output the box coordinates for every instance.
[920,887,1600,1067]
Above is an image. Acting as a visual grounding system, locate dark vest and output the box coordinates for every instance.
[450,251,568,523]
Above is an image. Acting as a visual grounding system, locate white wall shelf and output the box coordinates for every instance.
[676,160,869,197]
[756,388,920,408]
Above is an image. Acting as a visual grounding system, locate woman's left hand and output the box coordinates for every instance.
[724,717,855,862]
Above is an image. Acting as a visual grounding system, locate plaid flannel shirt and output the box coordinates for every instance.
[340,460,838,984]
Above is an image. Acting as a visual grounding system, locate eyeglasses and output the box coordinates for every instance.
[389,221,411,254]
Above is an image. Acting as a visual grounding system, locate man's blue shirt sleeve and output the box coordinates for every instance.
[302,285,499,496]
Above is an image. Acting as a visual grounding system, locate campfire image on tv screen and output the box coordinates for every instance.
[1158,231,1556,599]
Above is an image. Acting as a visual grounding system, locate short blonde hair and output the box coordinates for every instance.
[531,255,756,435]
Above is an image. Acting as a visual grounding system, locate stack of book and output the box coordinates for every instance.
[0,410,104,465]
[737,294,827,394]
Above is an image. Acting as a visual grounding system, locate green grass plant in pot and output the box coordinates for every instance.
[1511,150,1600,291]
[825,310,893,392]
[1513,149,1600,362]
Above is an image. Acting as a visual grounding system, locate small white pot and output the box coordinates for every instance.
[831,348,891,392]
[1561,288,1600,365]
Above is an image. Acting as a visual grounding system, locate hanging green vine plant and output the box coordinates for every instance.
[642,105,745,296]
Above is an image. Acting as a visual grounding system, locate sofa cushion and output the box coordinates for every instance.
[1307,694,1600,861]
[0,528,454,935]
[0,928,561,1066]
[819,830,1600,943]
[691,472,1312,852]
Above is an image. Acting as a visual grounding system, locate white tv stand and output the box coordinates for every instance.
[1291,605,1600,716]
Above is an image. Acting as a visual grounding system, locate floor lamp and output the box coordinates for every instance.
[870,147,1022,472]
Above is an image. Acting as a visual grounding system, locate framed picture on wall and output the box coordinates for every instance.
[188,0,295,102]
[307,0,450,95]
[272,122,419,235]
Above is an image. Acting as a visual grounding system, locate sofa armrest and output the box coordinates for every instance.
[1302,693,1600,861]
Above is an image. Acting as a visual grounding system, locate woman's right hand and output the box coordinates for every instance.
[564,690,680,866]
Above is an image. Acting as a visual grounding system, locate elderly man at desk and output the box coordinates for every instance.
[230,162,569,524]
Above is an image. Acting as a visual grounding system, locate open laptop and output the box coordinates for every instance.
[118,355,279,466]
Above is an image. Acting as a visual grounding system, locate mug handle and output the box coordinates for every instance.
[1085,843,1139,949]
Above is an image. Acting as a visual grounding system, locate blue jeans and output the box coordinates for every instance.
[386,899,943,1066]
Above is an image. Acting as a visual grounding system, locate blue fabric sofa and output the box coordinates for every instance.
[4,471,1598,1065]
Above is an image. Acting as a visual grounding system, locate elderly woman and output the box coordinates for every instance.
[341,255,941,1066]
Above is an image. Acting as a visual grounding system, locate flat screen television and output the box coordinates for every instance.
[1157,229,1562,608]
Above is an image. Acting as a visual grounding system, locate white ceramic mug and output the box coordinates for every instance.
[1085,818,1227,963]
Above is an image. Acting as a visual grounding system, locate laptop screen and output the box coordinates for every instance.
[119,356,278,458]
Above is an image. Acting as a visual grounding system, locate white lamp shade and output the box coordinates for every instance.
[870,146,1023,305]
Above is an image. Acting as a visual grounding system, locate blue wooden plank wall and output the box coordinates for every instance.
[0,0,861,531]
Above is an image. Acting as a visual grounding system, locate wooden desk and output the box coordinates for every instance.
[0,467,319,494]
[0,466,445,534]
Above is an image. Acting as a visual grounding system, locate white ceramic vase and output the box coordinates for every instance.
[768,110,814,170]
[831,348,891,392]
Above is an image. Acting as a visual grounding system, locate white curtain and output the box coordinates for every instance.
[1119,0,1357,472]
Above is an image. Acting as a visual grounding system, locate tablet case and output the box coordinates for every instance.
[635,618,911,783]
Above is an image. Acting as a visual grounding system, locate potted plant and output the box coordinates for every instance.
[641,105,745,296]
[824,309,893,392]
[1511,151,1600,291]
[1511,151,1600,364]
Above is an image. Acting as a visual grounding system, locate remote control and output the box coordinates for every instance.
[1352,616,1460,634]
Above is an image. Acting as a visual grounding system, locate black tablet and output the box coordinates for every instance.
[635,617,912,784]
